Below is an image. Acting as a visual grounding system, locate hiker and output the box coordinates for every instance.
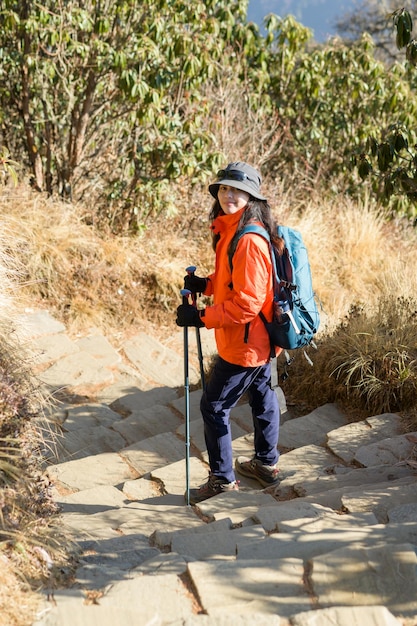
[176,162,282,504]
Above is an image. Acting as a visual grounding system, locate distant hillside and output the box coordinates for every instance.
[247,0,356,41]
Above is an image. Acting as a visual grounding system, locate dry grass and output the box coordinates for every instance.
[0,338,73,622]
[2,179,416,341]
[0,177,416,623]
[281,294,417,410]
[0,213,73,624]
[0,558,41,626]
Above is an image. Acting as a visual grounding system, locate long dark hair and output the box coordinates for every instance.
[209,197,285,255]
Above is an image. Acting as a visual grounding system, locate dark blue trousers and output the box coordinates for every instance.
[200,356,280,483]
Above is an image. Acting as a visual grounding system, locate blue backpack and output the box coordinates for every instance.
[229,224,320,352]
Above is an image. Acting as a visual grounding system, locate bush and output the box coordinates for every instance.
[280,295,417,424]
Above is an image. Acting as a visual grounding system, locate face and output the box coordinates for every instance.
[217,185,250,215]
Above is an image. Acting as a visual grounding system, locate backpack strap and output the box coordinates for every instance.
[228,224,282,284]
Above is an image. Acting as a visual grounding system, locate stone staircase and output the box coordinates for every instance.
[20,310,417,626]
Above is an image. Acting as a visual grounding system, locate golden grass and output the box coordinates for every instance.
[1,181,417,340]
[0,223,73,625]
[0,557,41,626]
[0,179,416,624]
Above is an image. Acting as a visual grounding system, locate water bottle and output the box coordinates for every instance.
[277,300,300,335]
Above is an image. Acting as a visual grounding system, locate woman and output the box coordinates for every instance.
[176,162,282,505]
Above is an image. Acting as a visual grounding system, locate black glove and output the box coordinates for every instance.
[176,304,204,327]
[184,274,208,294]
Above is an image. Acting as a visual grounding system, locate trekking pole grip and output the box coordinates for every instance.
[185,266,197,306]
[180,288,191,305]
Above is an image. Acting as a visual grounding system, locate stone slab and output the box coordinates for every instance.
[32,333,80,366]
[290,606,403,626]
[27,316,417,625]
[95,365,152,404]
[253,502,336,533]
[230,402,256,432]
[118,497,203,537]
[35,604,160,626]
[384,522,417,545]
[176,418,247,460]
[39,352,115,391]
[172,525,266,560]
[119,432,185,476]
[52,425,126,461]
[388,502,417,523]
[171,614,282,626]
[341,479,417,522]
[121,332,199,386]
[195,490,277,520]
[17,309,66,338]
[46,451,136,491]
[75,335,121,367]
[110,384,180,414]
[354,432,417,467]
[271,445,342,498]
[132,552,190,577]
[60,508,147,537]
[164,326,217,363]
[276,511,378,533]
[63,404,123,429]
[75,534,159,589]
[56,485,127,513]
[151,457,209,496]
[278,403,347,449]
[112,404,182,445]
[188,558,310,617]
[311,543,417,618]
[327,414,402,464]
[33,575,195,625]
[293,464,416,498]
[153,517,232,550]
[58,514,126,542]
[98,573,195,622]
[236,527,378,562]
[295,475,417,513]
[122,477,161,501]
[277,444,341,477]
[170,389,203,420]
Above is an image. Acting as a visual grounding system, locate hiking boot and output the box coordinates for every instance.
[235,456,280,487]
[187,474,239,505]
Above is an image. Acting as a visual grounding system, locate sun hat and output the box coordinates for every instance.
[208,162,266,201]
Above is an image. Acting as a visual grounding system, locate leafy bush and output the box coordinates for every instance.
[3,4,417,228]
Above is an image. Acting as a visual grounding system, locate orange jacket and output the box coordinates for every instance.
[202,207,280,367]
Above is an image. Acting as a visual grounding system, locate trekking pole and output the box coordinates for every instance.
[180,288,192,506]
[185,265,206,392]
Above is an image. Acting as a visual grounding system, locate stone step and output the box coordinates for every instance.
[119,432,186,476]
[120,332,199,387]
[278,402,348,449]
[24,309,417,626]
[292,464,417,498]
[111,404,183,445]
[47,451,136,492]
[326,414,403,463]
[187,542,417,618]
[236,523,417,562]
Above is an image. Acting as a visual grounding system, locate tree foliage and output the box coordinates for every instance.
[353,8,417,218]
[0,0,263,229]
[1,1,417,229]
